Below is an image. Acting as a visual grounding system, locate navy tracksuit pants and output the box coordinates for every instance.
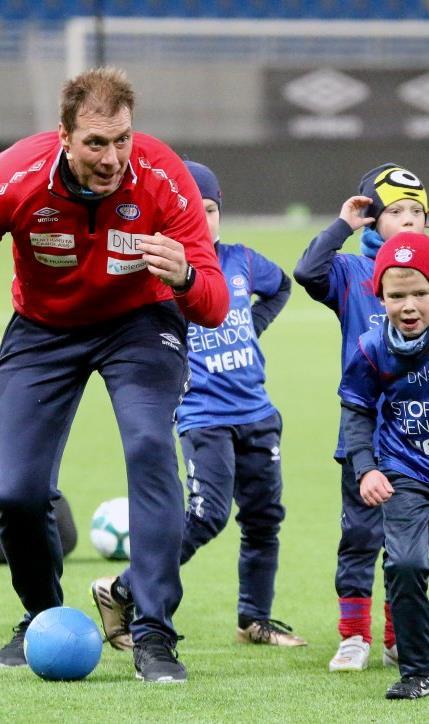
[382,473,429,678]
[122,412,285,620]
[0,304,188,643]
[180,414,285,619]
[335,461,385,598]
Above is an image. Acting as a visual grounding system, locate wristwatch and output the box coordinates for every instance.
[173,263,196,293]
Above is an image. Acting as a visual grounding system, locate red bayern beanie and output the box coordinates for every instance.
[373,231,429,297]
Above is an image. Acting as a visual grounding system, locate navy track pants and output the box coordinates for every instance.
[383,473,429,678]
[0,304,188,642]
[179,413,285,619]
[335,461,385,598]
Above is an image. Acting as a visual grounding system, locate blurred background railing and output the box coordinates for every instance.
[1,2,429,215]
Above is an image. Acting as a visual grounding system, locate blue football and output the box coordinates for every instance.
[24,606,103,681]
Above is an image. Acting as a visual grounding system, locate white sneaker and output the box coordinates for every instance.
[383,644,398,667]
[328,635,370,672]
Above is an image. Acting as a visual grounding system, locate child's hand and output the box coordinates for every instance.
[360,470,394,506]
[339,195,375,231]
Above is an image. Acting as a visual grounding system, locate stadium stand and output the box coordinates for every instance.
[0,0,429,21]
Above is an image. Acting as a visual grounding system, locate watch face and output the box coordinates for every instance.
[173,264,195,293]
[187,264,196,286]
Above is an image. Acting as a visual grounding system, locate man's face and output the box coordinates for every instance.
[203,198,220,243]
[381,267,429,338]
[376,199,426,241]
[59,105,132,196]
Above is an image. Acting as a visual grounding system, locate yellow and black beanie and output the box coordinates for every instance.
[358,162,428,226]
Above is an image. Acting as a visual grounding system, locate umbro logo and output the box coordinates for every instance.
[33,207,60,224]
[283,68,369,115]
[271,446,281,461]
[160,333,181,350]
[33,207,60,217]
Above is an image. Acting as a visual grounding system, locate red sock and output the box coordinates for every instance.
[338,597,372,644]
[384,602,396,649]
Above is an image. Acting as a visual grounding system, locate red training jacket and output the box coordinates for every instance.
[0,131,229,328]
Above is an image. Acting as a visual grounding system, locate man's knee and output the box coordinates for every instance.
[0,477,49,514]
[126,429,174,471]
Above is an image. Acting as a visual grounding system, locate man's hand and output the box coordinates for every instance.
[136,232,188,287]
[360,470,394,507]
[339,195,375,231]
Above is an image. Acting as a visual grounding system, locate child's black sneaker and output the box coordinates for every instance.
[134,633,187,683]
[386,675,429,699]
[0,620,30,667]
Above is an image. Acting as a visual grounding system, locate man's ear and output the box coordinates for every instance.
[58,123,70,150]
[58,124,73,160]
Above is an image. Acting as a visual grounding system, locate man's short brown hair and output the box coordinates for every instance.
[60,66,135,132]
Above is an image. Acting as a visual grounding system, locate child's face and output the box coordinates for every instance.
[381,267,429,338]
[203,198,220,243]
[376,199,426,241]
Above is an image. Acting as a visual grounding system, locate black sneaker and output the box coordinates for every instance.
[386,675,429,699]
[0,620,29,667]
[134,633,187,683]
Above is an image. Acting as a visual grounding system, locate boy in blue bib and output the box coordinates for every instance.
[340,231,429,699]
[92,160,307,651]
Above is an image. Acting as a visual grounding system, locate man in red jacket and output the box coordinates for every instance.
[0,67,228,683]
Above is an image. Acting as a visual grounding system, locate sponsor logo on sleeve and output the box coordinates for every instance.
[30,232,75,249]
[107,257,148,275]
[115,203,140,220]
[34,252,77,267]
